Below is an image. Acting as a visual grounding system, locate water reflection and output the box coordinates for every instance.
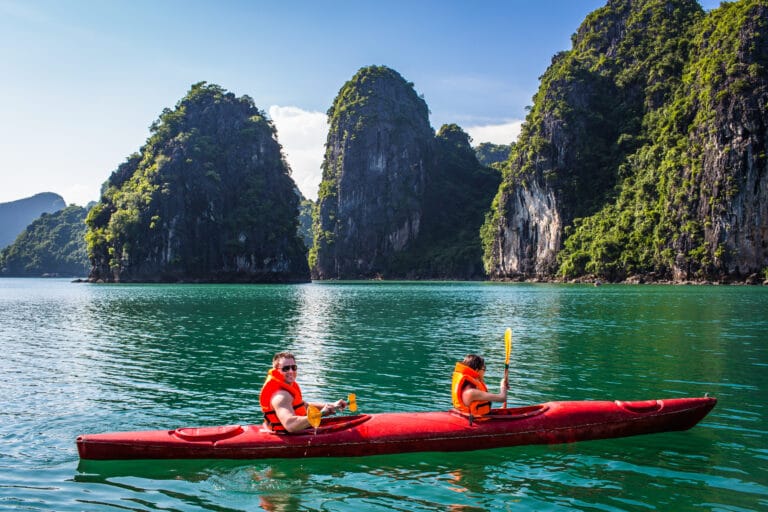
[284,283,347,397]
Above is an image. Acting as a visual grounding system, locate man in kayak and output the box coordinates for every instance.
[451,354,508,416]
[260,351,348,433]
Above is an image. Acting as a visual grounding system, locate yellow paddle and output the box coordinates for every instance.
[307,405,322,428]
[503,328,512,408]
[348,393,357,412]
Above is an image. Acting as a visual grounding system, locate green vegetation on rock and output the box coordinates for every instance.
[0,193,66,249]
[311,66,501,280]
[298,198,314,253]
[86,82,309,283]
[475,142,512,170]
[558,0,768,282]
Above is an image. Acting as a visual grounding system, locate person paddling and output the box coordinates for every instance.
[451,354,508,417]
[259,351,348,433]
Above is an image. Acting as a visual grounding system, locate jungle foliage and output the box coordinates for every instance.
[475,142,512,169]
[387,124,501,278]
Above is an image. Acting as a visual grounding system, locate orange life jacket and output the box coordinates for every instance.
[451,362,491,416]
[259,369,307,432]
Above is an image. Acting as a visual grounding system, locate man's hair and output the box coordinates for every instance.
[272,351,296,368]
[462,353,485,371]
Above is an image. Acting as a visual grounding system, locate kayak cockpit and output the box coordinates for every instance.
[272,414,373,436]
[450,404,549,424]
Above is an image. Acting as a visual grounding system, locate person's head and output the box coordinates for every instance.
[462,354,485,372]
[273,351,298,383]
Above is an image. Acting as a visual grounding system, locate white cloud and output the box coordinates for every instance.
[269,105,327,201]
[61,183,101,207]
[465,120,523,146]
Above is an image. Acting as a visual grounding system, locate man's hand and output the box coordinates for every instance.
[321,399,348,416]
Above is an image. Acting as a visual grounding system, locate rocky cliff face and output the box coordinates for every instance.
[677,0,768,280]
[484,0,767,282]
[311,66,433,279]
[86,82,309,283]
[483,0,694,278]
[486,180,562,276]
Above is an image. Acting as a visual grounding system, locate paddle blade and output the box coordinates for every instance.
[504,328,512,365]
[307,405,322,428]
[348,393,357,412]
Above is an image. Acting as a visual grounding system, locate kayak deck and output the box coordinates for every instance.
[76,396,716,460]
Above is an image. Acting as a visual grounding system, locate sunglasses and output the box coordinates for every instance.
[281,364,298,372]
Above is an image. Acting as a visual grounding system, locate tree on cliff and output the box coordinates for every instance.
[475,142,511,169]
[85,82,309,283]
[483,0,767,283]
[0,205,89,276]
[298,198,314,253]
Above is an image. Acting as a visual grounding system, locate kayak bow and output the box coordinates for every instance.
[76,396,716,460]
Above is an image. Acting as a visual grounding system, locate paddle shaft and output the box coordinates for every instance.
[503,328,512,408]
[503,364,509,408]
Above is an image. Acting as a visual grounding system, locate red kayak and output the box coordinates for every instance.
[76,396,716,460]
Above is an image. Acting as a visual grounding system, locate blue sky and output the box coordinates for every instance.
[0,0,721,205]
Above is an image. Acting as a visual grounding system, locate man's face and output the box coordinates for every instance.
[276,357,298,384]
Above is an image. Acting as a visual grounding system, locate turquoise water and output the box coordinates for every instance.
[0,278,766,511]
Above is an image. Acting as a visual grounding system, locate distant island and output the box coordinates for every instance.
[0,204,89,277]
[0,193,65,249]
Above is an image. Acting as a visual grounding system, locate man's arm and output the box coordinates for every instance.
[272,393,349,433]
[308,399,348,416]
[272,390,311,433]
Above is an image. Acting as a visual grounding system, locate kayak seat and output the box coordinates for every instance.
[173,424,244,441]
[451,404,548,422]
[264,414,373,436]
